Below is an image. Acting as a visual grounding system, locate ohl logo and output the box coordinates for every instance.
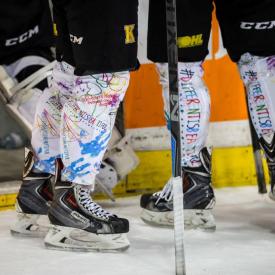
[124,24,136,44]
[177,34,203,48]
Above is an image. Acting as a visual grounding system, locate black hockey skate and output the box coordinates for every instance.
[10,149,53,237]
[140,148,216,231]
[44,159,130,252]
[259,135,275,201]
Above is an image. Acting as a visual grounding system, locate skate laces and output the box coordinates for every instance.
[154,178,173,205]
[77,187,112,219]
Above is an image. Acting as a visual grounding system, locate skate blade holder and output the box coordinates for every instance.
[10,201,51,238]
[45,225,130,252]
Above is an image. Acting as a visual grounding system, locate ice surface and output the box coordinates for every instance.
[0,186,275,275]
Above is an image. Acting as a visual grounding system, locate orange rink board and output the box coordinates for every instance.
[124,13,249,129]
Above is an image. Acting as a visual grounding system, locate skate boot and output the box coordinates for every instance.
[44,160,130,252]
[10,149,53,237]
[259,135,275,201]
[140,148,216,231]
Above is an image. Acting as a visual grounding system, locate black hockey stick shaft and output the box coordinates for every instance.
[245,89,267,194]
[166,0,186,274]
[166,0,182,178]
[115,104,125,136]
[249,115,267,194]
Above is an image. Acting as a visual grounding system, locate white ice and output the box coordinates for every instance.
[0,186,275,275]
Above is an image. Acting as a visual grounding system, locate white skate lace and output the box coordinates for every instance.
[78,187,112,219]
[154,178,173,205]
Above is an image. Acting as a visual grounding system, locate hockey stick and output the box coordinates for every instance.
[166,0,186,274]
[244,89,267,194]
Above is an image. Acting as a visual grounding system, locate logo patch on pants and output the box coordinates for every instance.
[5,25,39,46]
[240,21,275,30]
[124,24,136,44]
[70,34,83,45]
[177,34,203,48]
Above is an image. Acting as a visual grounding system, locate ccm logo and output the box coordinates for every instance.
[241,21,275,30]
[5,25,39,46]
[70,34,83,45]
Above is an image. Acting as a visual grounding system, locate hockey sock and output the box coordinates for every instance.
[156,62,210,167]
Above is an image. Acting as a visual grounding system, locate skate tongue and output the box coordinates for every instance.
[76,185,113,219]
[155,179,173,204]
[262,133,275,146]
[79,184,93,192]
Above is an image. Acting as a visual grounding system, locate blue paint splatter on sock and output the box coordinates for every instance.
[80,129,87,137]
[79,131,110,157]
[34,156,57,174]
[63,158,91,181]
[94,161,101,173]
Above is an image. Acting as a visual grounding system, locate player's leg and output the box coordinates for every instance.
[216,0,275,200]
[52,1,139,202]
[44,0,138,251]
[238,54,275,200]
[141,62,215,230]
[11,59,75,236]
[7,0,136,238]
[141,0,216,230]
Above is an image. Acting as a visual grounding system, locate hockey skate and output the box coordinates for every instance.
[10,149,54,237]
[259,135,275,201]
[44,159,130,252]
[140,148,216,231]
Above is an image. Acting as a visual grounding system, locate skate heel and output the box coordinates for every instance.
[184,209,216,231]
[10,213,50,238]
[141,208,216,231]
[140,209,174,227]
[10,200,50,237]
[44,225,130,252]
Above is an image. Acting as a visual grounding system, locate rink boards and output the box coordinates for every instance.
[0,145,269,211]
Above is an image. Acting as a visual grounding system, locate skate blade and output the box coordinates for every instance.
[44,226,130,252]
[184,209,216,231]
[10,213,50,238]
[141,209,216,231]
[140,209,174,228]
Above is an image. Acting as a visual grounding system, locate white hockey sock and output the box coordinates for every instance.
[60,71,130,186]
[156,62,210,167]
[32,61,75,175]
[238,53,275,139]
